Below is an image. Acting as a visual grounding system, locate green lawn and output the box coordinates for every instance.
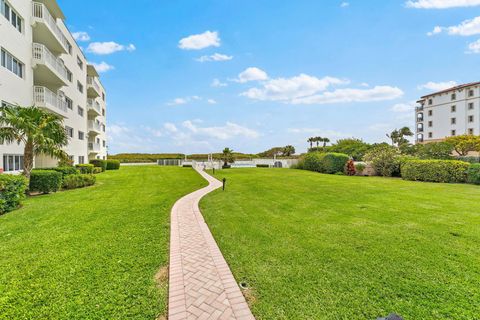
[0,166,206,319]
[200,169,480,320]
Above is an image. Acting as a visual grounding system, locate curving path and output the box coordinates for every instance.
[168,168,255,320]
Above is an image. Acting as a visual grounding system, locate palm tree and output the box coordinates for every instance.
[283,145,295,156]
[323,137,330,148]
[307,137,314,149]
[222,147,234,167]
[315,136,323,148]
[0,105,68,178]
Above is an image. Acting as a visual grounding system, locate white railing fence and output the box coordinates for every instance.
[87,76,100,92]
[33,86,67,113]
[32,43,67,80]
[32,2,69,51]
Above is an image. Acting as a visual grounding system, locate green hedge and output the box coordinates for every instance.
[62,174,96,189]
[0,175,27,214]
[401,160,469,183]
[256,164,270,168]
[92,167,103,174]
[322,153,349,174]
[467,163,480,185]
[106,160,120,170]
[90,159,107,172]
[32,166,78,178]
[302,152,325,172]
[29,170,62,194]
[76,164,94,174]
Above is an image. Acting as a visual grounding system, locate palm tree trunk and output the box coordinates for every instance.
[23,140,34,179]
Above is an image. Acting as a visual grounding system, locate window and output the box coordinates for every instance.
[102,92,105,101]
[102,124,106,132]
[2,154,23,172]
[102,108,105,116]
[78,131,84,140]
[1,48,24,78]
[469,128,474,135]
[428,99,433,105]
[65,97,73,110]
[66,41,72,55]
[451,118,456,125]
[451,130,456,136]
[78,156,85,164]
[77,106,84,117]
[451,105,456,112]
[451,93,456,100]
[428,132,433,138]
[1,0,23,33]
[77,56,83,70]
[428,121,433,127]
[68,155,74,162]
[66,68,72,82]
[77,81,83,93]
[469,102,474,110]
[96,137,100,144]
[469,115,474,123]
[102,140,106,147]
[428,110,433,116]
[65,126,73,138]
[469,89,474,97]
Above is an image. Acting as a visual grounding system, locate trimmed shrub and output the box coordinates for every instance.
[222,165,231,169]
[256,164,270,168]
[321,153,349,174]
[29,170,62,194]
[401,160,469,183]
[364,145,400,177]
[90,159,107,172]
[182,164,192,167]
[0,175,27,214]
[345,160,356,176]
[62,174,96,189]
[106,160,121,170]
[467,163,480,185]
[32,166,79,178]
[76,164,94,174]
[302,152,325,172]
[92,167,103,174]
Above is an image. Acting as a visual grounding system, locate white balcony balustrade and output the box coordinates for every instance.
[88,142,101,153]
[88,120,101,135]
[32,2,69,53]
[87,76,101,97]
[87,98,102,116]
[33,86,68,117]
[32,43,67,85]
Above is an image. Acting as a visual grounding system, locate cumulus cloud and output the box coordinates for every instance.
[164,123,178,133]
[178,31,220,50]
[87,42,136,55]
[418,81,457,91]
[467,39,480,53]
[166,96,216,106]
[341,2,350,7]
[182,120,259,140]
[196,53,233,62]
[235,67,269,83]
[391,102,415,113]
[428,16,480,36]
[89,61,114,73]
[211,78,228,87]
[406,0,480,8]
[207,99,217,104]
[72,31,90,42]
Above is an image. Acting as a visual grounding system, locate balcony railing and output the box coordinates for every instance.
[32,2,69,51]
[87,98,101,114]
[88,142,101,153]
[88,120,101,133]
[33,86,68,115]
[415,106,424,112]
[32,43,67,81]
[87,76,100,92]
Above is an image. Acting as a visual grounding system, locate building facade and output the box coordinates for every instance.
[416,82,480,143]
[0,0,107,172]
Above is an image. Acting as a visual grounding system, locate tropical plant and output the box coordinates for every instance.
[283,145,295,156]
[322,137,330,148]
[414,142,454,160]
[445,134,480,156]
[328,138,372,161]
[308,137,314,149]
[387,127,413,151]
[0,105,68,178]
[222,148,235,167]
[345,160,356,176]
[364,144,400,177]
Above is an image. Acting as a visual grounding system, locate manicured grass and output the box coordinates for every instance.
[200,169,480,319]
[0,166,206,319]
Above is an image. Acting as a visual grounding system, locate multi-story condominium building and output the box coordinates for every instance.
[0,0,107,172]
[415,82,480,143]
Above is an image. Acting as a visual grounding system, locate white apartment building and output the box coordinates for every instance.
[416,82,480,143]
[0,0,107,172]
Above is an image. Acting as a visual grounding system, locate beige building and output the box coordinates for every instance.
[416,82,480,143]
[0,0,107,172]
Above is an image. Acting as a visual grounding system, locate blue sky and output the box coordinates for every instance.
[59,0,480,154]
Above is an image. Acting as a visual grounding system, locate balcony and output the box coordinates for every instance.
[416,113,424,122]
[33,86,68,118]
[416,134,424,143]
[88,142,101,154]
[417,126,424,133]
[88,120,101,135]
[415,106,424,112]
[87,76,101,98]
[87,98,102,116]
[32,43,67,87]
[32,2,69,54]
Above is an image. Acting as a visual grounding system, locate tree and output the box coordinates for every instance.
[0,105,68,178]
[322,137,330,148]
[328,138,372,161]
[315,137,322,148]
[308,137,314,149]
[364,144,400,177]
[414,142,454,159]
[445,134,480,156]
[221,147,235,167]
[282,145,295,156]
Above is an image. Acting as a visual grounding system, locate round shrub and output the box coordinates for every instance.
[0,175,27,214]
[62,174,96,189]
[302,152,325,172]
[92,167,103,174]
[401,160,469,183]
[364,145,400,177]
[467,163,480,185]
[90,159,107,172]
[321,153,349,174]
[76,164,94,174]
[29,170,62,194]
[106,160,121,170]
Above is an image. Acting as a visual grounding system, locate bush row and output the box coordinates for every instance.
[297,152,350,174]
[401,160,470,183]
[62,174,96,189]
[29,170,63,194]
[0,175,28,214]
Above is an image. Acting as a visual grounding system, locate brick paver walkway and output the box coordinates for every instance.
[168,169,255,320]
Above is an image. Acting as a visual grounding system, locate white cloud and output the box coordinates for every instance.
[341,2,350,7]
[466,39,480,53]
[167,98,189,106]
[236,67,269,83]
[207,99,217,104]
[391,102,415,113]
[241,74,348,101]
[428,16,480,36]
[164,123,178,133]
[418,81,457,91]
[196,53,233,62]
[166,96,217,106]
[406,0,480,9]
[89,61,114,73]
[72,31,90,42]
[178,31,220,50]
[86,42,136,55]
[211,78,228,87]
[182,120,259,140]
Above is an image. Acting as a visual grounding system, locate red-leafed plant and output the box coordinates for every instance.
[345,159,356,176]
